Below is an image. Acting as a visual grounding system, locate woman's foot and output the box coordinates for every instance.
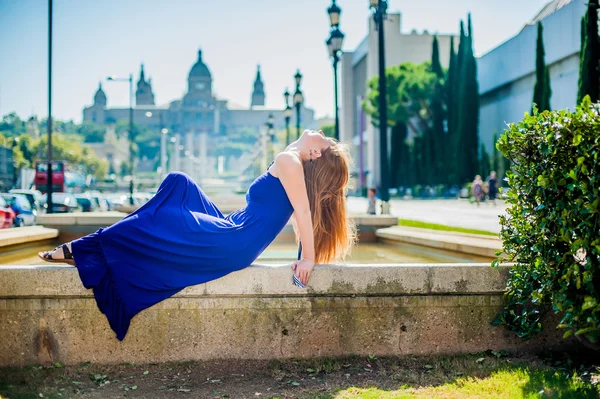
[39,243,76,266]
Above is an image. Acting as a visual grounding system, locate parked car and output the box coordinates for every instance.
[89,192,109,212]
[74,194,98,212]
[0,193,37,226]
[41,193,82,213]
[0,196,16,228]
[107,194,142,212]
[9,189,44,213]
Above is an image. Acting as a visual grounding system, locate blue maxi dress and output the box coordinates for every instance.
[71,169,294,340]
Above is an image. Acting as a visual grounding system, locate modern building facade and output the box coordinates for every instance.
[339,12,457,191]
[478,0,585,152]
[83,50,316,179]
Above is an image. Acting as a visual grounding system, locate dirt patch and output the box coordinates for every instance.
[0,351,597,399]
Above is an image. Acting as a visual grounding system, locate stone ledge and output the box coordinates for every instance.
[0,263,508,298]
[37,211,128,226]
[377,226,502,258]
[0,226,59,248]
[0,263,570,366]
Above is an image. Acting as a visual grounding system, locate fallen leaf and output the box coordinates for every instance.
[177,388,191,392]
[424,365,434,370]
[143,370,149,375]
[476,358,485,364]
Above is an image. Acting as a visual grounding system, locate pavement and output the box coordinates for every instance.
[346,197,507,234]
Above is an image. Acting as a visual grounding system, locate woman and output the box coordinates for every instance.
[39,129,356,340]
[471,175,484,207]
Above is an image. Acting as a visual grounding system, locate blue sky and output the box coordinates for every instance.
[0,0,549,122]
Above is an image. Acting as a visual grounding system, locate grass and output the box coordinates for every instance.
[301,368,597,398]
[0,352,597,399]
[398,219,498,237]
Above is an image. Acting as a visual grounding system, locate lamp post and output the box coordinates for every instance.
[170,136,180,171]
[368,0,390,213]
[327,1,344,141]
[107,73,135,205]
[266,113,275,162]
[146,112,169,181]
[46,0,53,213]
[160,124,169,180]
[293,70,303,140]
[283,89,293,146]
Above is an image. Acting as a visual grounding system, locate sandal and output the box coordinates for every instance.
[38,244,75,266]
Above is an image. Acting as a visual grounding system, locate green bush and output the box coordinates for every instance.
[493,98,600,344]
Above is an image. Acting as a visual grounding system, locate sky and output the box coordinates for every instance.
[0,0,550,123]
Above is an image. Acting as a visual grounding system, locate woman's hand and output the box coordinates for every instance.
[292,259,315,286]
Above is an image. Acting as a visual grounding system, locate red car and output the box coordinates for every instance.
[0,195,16,228]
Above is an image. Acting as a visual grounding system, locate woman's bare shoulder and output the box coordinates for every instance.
[271,152,302,177]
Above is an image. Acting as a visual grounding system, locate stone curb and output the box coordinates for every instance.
[0,226,59,248]
[376,226,502,258]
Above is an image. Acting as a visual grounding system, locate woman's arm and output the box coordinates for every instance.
[274,152,315,285]
[291,212,299,238]
[275,152,315,262]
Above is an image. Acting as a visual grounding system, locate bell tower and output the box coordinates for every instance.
[250,65,265,108]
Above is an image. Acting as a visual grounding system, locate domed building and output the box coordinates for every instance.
[83,49,316,179]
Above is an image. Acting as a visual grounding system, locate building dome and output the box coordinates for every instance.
[94,82,107,106]
[189,50,211,79]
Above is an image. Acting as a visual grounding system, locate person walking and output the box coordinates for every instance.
[471,175,484,207]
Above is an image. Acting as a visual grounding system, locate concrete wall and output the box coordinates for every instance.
[0,264,567,366]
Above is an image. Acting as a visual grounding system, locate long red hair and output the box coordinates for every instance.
[301,142,357,264]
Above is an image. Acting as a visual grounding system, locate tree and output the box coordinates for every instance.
[0,113,27,137]
[491,132,500,174]
[321,124,335,138]
[446,36,458,183]
[119,161,129,177]
[479,143,491,179]
[532,22,552,112]
[455,15,480,184]
[430,35,446,184]
[363,62,437,187]
[577,0,600,103]
[77,121,105,143]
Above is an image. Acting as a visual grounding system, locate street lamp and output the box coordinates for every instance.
[283,88,293,146]
[327,0,341,27]
[160,124,169,180]
[368,0,390,214]
[170,136,180,172]
[326,19,344,141]
[107,73,135,205]
[266,113,275,162]
[145,112,169,181]
[293,69,303,140]
[46,0,53,213]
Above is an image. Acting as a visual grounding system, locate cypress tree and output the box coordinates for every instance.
[451,21,466,183]
[491,132,500,174]
[445,37,457,184]
[577,0,600,103]
[430,35,446,184]
[389,123,409,188]
[479,143,491,179]
[532,22,552,112]
[456,15,479,183]
[544,66,552,111]
[467,14,480,183]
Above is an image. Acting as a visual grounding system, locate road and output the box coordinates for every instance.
[346,197,508,234]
